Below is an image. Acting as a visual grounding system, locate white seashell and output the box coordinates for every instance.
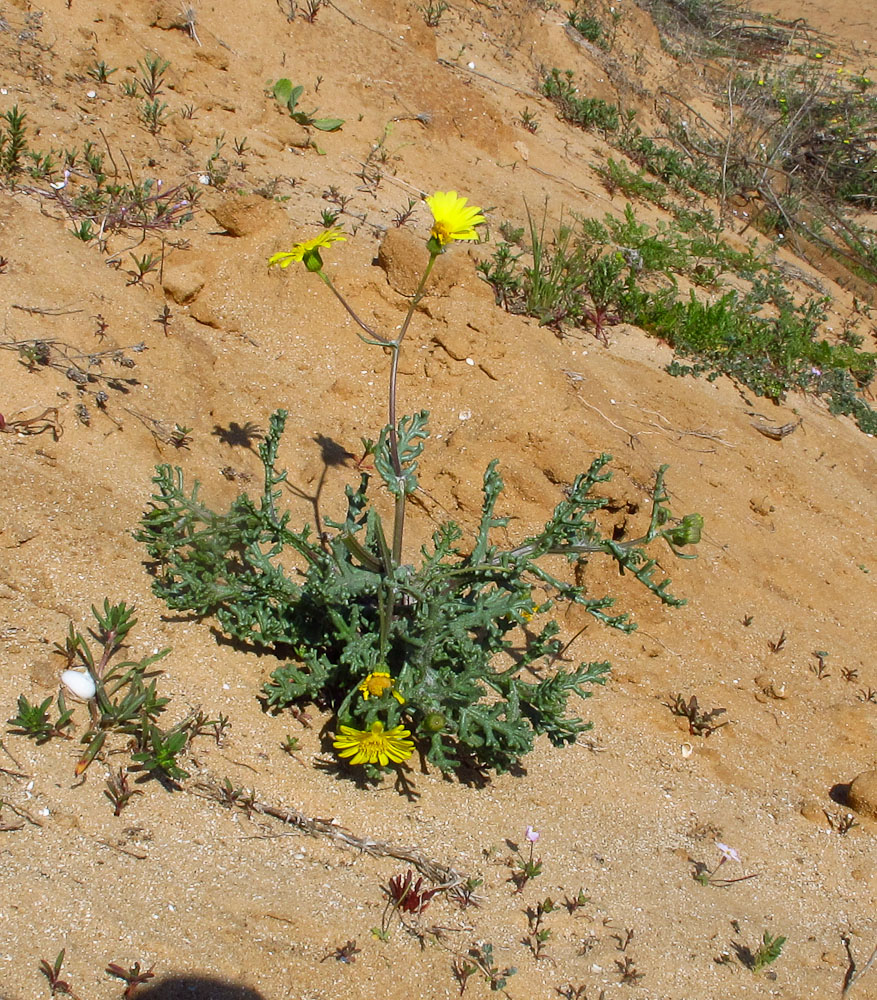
[61,669,96,700]
[680,742,693,758]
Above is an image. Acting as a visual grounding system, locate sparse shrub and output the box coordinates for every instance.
[542,69,622,133]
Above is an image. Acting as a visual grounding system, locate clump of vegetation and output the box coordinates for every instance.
[479,202,877,433]
[6,601,223,788]
[0,105,28,182]
[137,194,701,781]
[567,2,608,50]
[542,69,623,134]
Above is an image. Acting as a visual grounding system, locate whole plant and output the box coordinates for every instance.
[137,190,702,779]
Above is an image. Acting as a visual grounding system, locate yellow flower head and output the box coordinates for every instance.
[268,228,346,271]
[426,191,485,248]
[358,670,405,704]
[333,720,414,766]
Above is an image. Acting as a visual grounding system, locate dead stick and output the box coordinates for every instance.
[192,778,466,885]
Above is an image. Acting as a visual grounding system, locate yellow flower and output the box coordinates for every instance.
[268,228,346,271]
[333,720,414,766]
[358,670,405,704]
[426,191,485,247]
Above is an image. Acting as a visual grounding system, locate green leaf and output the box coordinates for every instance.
[310,117,345,132]
[272,78,292,105]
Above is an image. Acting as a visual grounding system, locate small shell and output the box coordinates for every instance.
[61,669,96,700]
[680,742,693,759]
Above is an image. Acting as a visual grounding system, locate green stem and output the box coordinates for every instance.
[388,251,438,564]
[317,270,389,345]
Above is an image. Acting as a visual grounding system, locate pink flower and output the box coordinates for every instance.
[716,842,740,863]
[525,826,540,843]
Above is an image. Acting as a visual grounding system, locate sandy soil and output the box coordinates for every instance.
[0,0,875,997]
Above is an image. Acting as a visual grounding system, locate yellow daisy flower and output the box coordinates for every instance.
[426,191,485,247]
[358,670,405,704]
[333,720,415,766]
[268,228,346,271]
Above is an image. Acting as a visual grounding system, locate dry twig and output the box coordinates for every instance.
[192,778,466,885]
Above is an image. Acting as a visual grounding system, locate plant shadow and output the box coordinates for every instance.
[212,419,264,455]
[283,433,356,541]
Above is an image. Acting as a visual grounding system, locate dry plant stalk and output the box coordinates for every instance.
[192,778,466,885]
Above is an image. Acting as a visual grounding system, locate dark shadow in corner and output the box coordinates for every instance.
[131,975,266,1000]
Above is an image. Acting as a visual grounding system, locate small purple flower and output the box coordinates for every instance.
[716,842,740,863]
[525,825,540,843]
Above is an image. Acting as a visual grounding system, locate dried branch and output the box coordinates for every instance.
[192,777,466,885]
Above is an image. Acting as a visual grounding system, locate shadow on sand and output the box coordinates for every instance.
[132,975,266,1000]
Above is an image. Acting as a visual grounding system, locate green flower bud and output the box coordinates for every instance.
[422,712,446,733]
[664,512,703,547]
[303,248,324,272]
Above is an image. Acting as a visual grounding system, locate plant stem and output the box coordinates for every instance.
[388,251,438,563]
[317,271,388,344]
[316,250,439,639]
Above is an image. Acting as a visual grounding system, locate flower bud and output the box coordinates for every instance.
[422,712,446,733]
[664,513,703,547]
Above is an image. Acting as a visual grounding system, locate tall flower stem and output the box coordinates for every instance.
[387,250,438,563]
[315,251,438,665]
[317,253,437,564]
[316,270,389,346]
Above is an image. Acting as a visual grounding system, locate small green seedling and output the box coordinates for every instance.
[169,424,193,449]
[616,956,645,984]
[525,897,554,959]
[72,220,94,242]
[137,54,170,98]
[563,888,591,914]
[668,693,727,736]
[87,60,117,83]
[126,252,160,284]
[418,0,449,26]
[811,650,831,679]
[106,961,155,997]
[0,105,28,180]
[270,78,344,131]
[39,950,78,998]
[131,724,190,781]
[8,694,73,744]
[140,99,168,135]
[104,767,143,816]
[752,931,786,974]
[454,942,516,994]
